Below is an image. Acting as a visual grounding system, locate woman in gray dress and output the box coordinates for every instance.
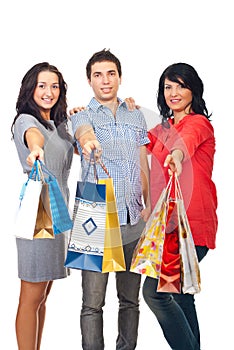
[11,62,74,349]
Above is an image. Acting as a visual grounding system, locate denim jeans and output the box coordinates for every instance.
[142,246,208,350]
[80,219,145,350]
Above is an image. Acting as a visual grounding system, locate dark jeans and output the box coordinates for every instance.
[142,246,208,350]
[80,220,145,350]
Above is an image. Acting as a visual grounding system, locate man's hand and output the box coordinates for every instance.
[141,206,151,222]
[82,140,102,162]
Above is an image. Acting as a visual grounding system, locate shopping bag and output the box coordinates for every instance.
[14,161,43,239]
[157,196,181,293]
[39,162,73,234]
[33,181,54,239]
[177,186,201,294]
[14,160,73,240]
[157,174,201,294]
[64,180,107,272]
[130,177,172,278]
[99,177,126,272]
[65,154,126,273]
[130,173,201,295]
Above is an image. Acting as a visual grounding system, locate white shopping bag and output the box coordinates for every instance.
[14,162,43,240]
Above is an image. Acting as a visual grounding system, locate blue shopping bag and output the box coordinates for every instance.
[64,180,106,272]
[39,161,73,234]
[65,151,108,272]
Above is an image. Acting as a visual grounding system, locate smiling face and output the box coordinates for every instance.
[164,78,193,121]
[33,71,60,119]
[88,60,121,105]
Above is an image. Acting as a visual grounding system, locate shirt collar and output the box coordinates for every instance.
[88,97,125,112]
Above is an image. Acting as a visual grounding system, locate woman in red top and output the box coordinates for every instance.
[142,63,218,350]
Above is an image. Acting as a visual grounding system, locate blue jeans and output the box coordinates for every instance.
[142,246,208,350]
[80,220,145,350]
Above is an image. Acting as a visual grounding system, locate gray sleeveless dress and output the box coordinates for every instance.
[13,114,74,282]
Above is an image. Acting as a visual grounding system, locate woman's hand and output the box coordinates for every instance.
[26,146,44,167]
[164,150,183,176]
[69,106,86,116]
[124,97,140,111]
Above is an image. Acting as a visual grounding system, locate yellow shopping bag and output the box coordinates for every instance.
[99,178,126,272]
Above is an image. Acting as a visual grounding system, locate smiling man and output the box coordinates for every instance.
[70,49,151,350]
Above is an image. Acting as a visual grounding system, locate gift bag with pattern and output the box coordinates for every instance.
[157,188,181,293]
[157,174,201,294]
[130,177,172,278]
[64,170,107,272]
[65,155,126,273]
[131,174,201,295]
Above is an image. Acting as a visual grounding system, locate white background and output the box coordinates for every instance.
[0,1,233,349]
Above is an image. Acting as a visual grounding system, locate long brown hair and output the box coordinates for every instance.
[11,62,71,141]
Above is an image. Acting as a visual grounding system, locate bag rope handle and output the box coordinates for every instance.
[98,159,111,178]
[19,160,44,201]
[84,151,111,182]
[28,160,41,180]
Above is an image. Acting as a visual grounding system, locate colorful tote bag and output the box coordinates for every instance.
[131,174,201,295]
[157,192,181,293]
[130,176,172,278]
[157,174,201,294]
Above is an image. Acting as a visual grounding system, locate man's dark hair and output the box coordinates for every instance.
[86,48,122,80]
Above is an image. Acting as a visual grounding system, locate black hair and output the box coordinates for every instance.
[86,48,122,80]
[157,63,211,126]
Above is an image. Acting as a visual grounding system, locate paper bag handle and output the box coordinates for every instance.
[84,151,111,182]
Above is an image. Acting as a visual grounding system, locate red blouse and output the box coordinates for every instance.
[147,113,218,249]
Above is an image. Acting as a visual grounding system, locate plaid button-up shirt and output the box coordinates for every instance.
[71,97,149,226]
